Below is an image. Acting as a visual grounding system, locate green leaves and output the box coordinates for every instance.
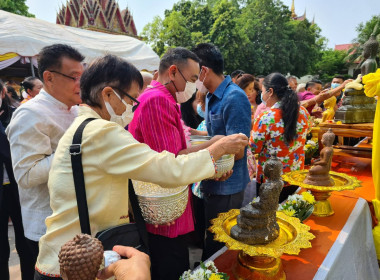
[141,0,324,76]
[0,0,34,17]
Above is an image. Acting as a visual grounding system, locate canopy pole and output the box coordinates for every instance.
[30,58,35,77]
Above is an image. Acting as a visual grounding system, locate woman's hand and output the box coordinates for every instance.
[97,246,151,280]
[208,133,248,160]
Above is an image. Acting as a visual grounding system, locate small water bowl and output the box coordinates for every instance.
[190,135,235,179]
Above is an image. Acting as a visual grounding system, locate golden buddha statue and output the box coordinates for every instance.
[322,97,336,123]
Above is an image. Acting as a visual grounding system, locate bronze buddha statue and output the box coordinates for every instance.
[304,129,335,186]
[231,154,283,245]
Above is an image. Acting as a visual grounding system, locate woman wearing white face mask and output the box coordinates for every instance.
[35,54,249,279]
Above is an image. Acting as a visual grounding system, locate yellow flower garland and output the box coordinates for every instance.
[363,68,380,97]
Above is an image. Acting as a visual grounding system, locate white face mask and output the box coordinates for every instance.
[195,69,208,94]
[175,81,197,103]
[104,90,134,127]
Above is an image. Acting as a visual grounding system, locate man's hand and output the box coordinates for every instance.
[97,246,151,280]
[214,169,233,181]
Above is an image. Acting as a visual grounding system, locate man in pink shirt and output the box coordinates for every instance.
[129,47,219,280]
[297,79,322,115]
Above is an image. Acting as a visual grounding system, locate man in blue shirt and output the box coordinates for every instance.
[192,43,251,260]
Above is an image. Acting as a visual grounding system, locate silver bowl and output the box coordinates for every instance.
[211,154,235,179]
[132,181,188,225]
[190,135,235,179]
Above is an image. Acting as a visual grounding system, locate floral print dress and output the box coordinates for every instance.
[250,102,310,184]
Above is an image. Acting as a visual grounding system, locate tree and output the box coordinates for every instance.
[141,0,325,76]
[141,16,165,55]
[238,0,295,75]
[314,49,347,82]
[0,0,34,17]
[288,20,325,76]
[209,0,244,73]
[346,14,380,64]
[141,1,213,57]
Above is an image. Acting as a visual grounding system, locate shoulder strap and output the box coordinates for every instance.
[71,118,149,251]
[128,179,149,251]
[70,118,96,235]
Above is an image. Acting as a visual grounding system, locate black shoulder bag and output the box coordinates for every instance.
[70,118,149,254]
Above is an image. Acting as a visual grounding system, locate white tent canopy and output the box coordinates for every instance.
[0,10,159,71]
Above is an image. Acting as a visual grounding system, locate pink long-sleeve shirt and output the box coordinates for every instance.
[128,80,194,238]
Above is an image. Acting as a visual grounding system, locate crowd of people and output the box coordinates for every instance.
[0,42,353,280]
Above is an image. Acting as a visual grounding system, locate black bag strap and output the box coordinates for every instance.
[70,118,149,250]
[128,179,149,251]
[70,118,96,235]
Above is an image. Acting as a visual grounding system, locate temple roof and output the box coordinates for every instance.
[57,0,137,36]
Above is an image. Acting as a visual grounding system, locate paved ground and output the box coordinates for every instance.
[8,224,202,279]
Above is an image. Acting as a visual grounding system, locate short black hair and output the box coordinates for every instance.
[305,79,322,90]
[80,54,143,108]
[38,44,84,82]
[192,43,224,75]
[333,75,345,81]
[231,70,245,79]
[159,47,200,74]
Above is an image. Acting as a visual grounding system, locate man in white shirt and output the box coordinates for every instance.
[6,44,84,269]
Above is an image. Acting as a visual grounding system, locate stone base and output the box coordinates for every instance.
[231,222,279,245]
[334,88,376,124]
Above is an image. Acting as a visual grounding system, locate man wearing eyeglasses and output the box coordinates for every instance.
[6,44,84,272]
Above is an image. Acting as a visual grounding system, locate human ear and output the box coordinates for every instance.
[168,65,177,80]
[101,86,114,103]
[43,71,53,84]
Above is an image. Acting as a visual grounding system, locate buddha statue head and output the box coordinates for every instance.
[321,128,335,147]
[59,234,104,280]
[363,34,379,59]
[263,153,283,181]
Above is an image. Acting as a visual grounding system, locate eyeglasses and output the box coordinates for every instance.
[112,87,140,112]
[177,68,191,83]
[49,70,81,82]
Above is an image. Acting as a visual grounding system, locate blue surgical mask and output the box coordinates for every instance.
[197,104,205,118]
[331,83,340,89]
[261,90,268,106]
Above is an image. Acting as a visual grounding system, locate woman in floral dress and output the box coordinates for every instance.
[250,73,310,201]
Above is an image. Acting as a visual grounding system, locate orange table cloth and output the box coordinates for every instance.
[212,194,378,279]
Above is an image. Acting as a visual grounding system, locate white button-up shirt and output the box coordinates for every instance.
[6,89,77,241]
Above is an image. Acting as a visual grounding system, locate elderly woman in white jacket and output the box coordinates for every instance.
[35,55,247,279]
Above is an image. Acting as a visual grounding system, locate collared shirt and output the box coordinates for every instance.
[6,89,77,241]
[36,106,215,276]
[298,91,315,115]
[202,75,251,195]
[250,102,310,184]
[128,80,193,237]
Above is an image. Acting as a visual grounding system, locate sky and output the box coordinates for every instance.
[25,0,380,49]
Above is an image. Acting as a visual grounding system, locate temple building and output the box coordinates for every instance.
[290,0,310,22]
[56,0,137,36]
